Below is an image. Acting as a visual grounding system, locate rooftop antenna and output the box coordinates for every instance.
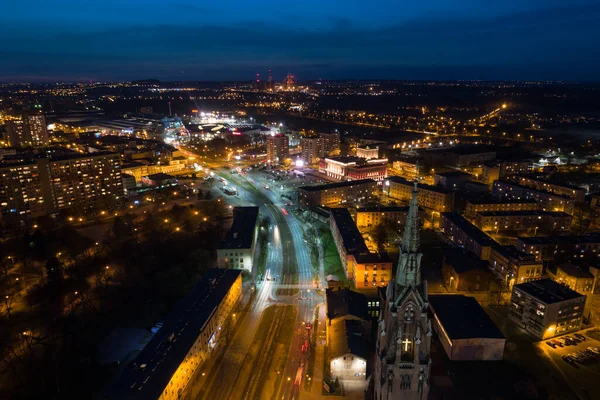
[168,102,172,116]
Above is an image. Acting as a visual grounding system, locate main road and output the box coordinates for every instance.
[179,151,324,400]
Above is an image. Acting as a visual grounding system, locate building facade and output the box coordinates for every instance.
[552,264,597,294]
[385,176,454,212]
[439,212,496,260]
[266,134,289,164]
[464,198,540,219]
[319,156,388,181]
[354,206,424,229]
[300,136,324,165]
[489,245,543,287]
[515,176,585,203]
[356,145,380,160]
[492,180,575,214]
[216,207,259,271]
[329,208,392,291]
[374,183,432,400]
[106,269,242,400]
[474,211,572,233]
[297,179,378,210]
[509,279,586,340]
[442,248,492,291]
[517,234,600,263]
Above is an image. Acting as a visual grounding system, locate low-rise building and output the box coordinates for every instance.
[442,248,492,291]
[464,198,539,219]
[356,145,380,160]
[298,179,378,210]
[515,175,586,203]
[429,295,506,361]
[517,234,600,263]
[353,206,424,229]
[216,207,259,271]
[552,263,596,294]
[319,156,388,181]
[329,208,392,291]
[434,170,473,189]
[439,212,496,260]
[509,278,586,340]
[492,179,575,214]
[391,155,423,179]
[474,210,572,233]
[424,145,496,167]
[326,288,370,388]
[489,245,543,287]
[385,176,454,212]
[106,268,242,400]
[140,173,177,187]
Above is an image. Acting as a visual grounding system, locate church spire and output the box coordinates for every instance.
[401,182,420,254]
[396,181,422,287]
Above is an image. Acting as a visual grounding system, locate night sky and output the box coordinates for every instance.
[2,0,600,82]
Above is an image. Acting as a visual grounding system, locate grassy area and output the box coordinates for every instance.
[321,230,354,289]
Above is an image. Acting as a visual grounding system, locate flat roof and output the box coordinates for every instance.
[440,212,496,246]
[518,175,585,191]
[325,156,365,164]
[427,145,496,155]
[492,245,536,261]
[494,180,572,200]
[356,206,410,213]
[106,269,242,399]
[330,208,369,254]
[476,211,571,217]
[429,295,505,340]
[387,176,451,194]
[443,248,489,274]
[144,172,174,181]
[329,319,369,361]
[299,178,376,192]
[326,288,369,321]
[518,234,600,246]
[218,207,259,250]
[467,197,538,205]
[514,278,585,304]
[435,170,472,178]
[558,263,594,279]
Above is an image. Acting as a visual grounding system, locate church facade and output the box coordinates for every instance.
[374,182,432,400]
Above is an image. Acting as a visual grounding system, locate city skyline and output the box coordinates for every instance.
[2,0,600,82]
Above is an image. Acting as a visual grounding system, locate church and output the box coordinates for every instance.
[374,182,432,400]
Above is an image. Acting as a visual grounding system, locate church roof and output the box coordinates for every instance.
[329,319,370,361]
[429,295,505,340]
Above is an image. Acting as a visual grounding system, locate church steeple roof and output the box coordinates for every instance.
[401,182,420,254]
[396,181,423,287]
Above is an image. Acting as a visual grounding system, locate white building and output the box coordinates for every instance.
[216,207,259,271]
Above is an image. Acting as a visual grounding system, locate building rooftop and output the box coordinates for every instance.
[330,208,370,255]
[218,206,259,250]
[299,178,376,192]
[144,173,174,181]
[513,278,585,304]
[443,248,489,274]
[440,212,496,246]
[329,319,370,361]
[492,245,537,262]
[387,176,451,194]
[429,295,505,340]
[427,145,496,156]
[326,288,369,321]
[467,197,539,205]
[106,269,242,400]
[356,206,410,213]
[325,156,365,164]
[518,175,585,191]
[494,180,572,200]
[476,210,571,217]
[558,263,594,279]
[517,234,600,246]
[435,170,472,178]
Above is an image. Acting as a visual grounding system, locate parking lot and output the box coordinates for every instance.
[539,329,600,400]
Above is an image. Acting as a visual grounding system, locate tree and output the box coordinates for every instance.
[197,189,204,200]
[205,191,213,200]
[375,224,387,252]
[45,257,64,285]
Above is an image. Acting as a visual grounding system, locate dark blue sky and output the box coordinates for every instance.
[1,0,599,82]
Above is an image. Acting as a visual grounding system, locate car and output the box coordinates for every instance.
[574,333,586,341]
[546,341,556,348]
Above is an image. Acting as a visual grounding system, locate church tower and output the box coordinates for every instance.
[374,182,432,400]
